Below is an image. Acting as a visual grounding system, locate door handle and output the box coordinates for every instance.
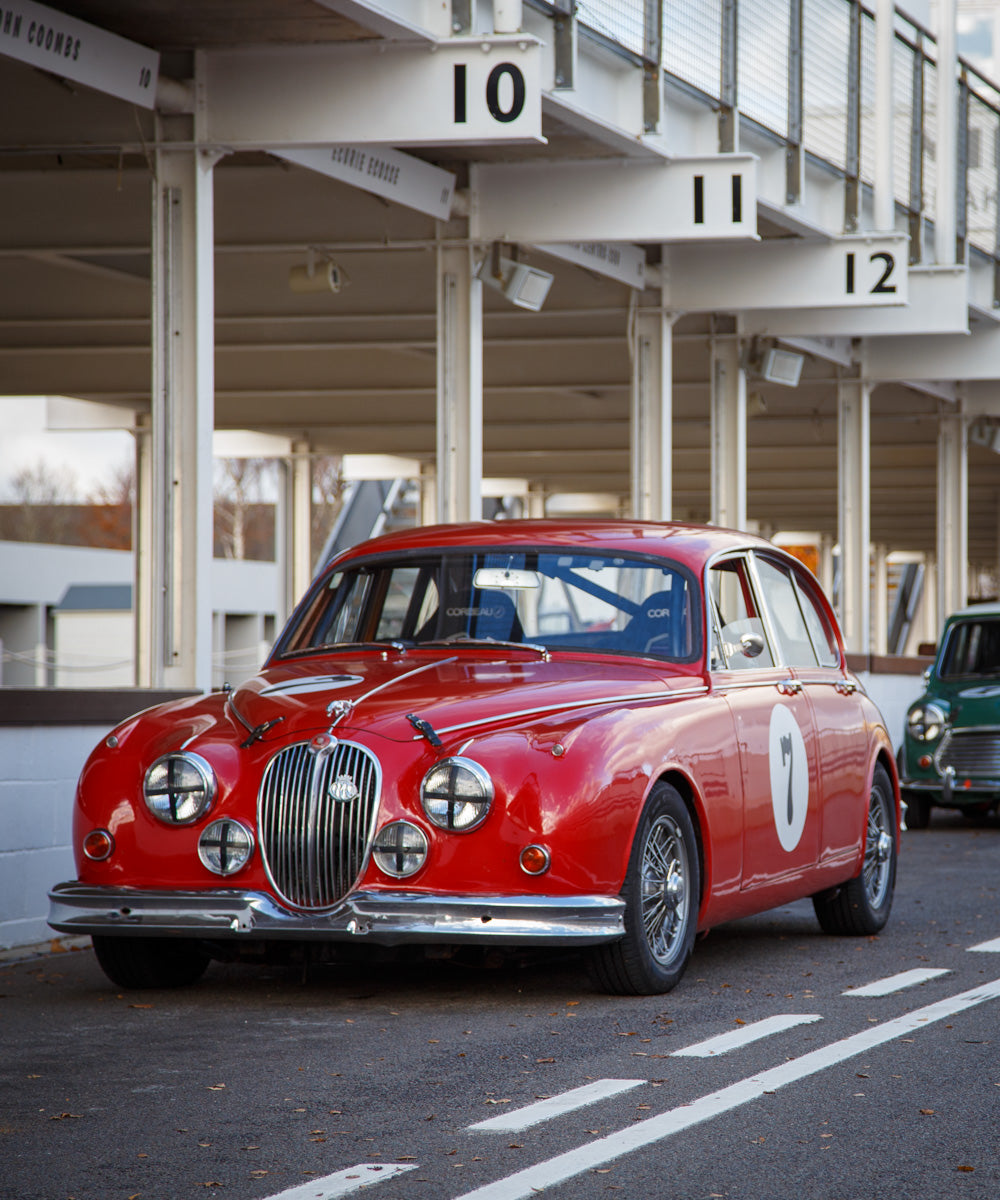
[835,680,857,695]
[776,679,802,695]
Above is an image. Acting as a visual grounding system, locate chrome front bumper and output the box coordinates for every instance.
[48,883,625,946]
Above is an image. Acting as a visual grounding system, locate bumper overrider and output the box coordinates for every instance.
[48,883,625,946]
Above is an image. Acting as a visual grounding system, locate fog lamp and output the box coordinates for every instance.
[198,819,254,876]
[372,821,428,877]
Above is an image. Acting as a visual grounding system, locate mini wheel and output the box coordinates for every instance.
[588,782,700,995]
[813,764,897,936]
[92,935,210,989]
[902,791,930,830]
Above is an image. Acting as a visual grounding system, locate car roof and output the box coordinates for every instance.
[943,601,1000,624]
[329,518,781,572]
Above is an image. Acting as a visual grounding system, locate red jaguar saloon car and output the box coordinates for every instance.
[49,520,899,995]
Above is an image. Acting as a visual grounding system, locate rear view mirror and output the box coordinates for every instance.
[474,567,540,590]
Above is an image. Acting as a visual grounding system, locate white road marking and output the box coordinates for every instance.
[844,968,950,997]
[467,1078,645,1132]
[450,977,1000,1200]
[969,936,1000,953]
[263,1163,417,1200]
[671,1013,822,1058]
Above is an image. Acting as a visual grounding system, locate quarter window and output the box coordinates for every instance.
[755,556,839,667]
[708,558,774,669]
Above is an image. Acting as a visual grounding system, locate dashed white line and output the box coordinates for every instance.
[262,1163,417,1200]
[969,936,1000,953]
[844,968,951,997]
[450,977,1000,1200]
[467,1078,645,1133]
[670,1013,822,1058]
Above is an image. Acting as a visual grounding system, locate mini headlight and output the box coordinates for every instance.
[372,821,428,877]
[907,703,946,742]
[421,757,494,831]
[198,819,254,876]
[143,752,217,825]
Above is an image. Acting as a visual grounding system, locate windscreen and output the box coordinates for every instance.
[938,619,1000,678]
[280,548,700,662]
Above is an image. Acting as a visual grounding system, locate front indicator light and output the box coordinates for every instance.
[143,752,217,825]
[83,829,114,861]
[372,821,428,878]
[421,757,494,831]
[520,844,550,875]
[198,819,254,876]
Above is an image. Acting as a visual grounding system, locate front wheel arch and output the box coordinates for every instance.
[587,779,703,995]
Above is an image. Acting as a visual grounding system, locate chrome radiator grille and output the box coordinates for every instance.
[937,729,1000,778]
[257,740,381,910]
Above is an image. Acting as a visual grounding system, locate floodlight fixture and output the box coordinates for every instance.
[761,347,804,387]
[477,245,554,311]
[289,249,350,294]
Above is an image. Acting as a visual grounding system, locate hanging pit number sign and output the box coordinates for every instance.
[0,0,159,108]
[204,40,542,149]
[666,233,909,311]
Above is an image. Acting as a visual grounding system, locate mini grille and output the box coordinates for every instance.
[937,730,1000,778]
[257,740,381,910]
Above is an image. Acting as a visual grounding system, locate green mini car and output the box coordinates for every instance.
[900,602,1000,828]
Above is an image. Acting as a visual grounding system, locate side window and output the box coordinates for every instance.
[793,573,840,667]
[708,558,775,669]
[754,558,820,667]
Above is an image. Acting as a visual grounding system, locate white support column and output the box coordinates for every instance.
[630,301,675,520]
[287,439,313,609]
[874,0,895,231]
[436,241,483,523]
[935,0,957,265]
[141,102,217,690]
[526,482,547,519]
[937,410,968,619]
[419,463,437,526]
[872,543,889,654]
[837,373,871,653]
[134,412,153,687]
[818,534,836,601]
[710,336,747,530]
[923,557,939,645]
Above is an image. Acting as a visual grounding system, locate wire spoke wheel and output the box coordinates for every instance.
[640,815,690,967]
[863,786,894,911]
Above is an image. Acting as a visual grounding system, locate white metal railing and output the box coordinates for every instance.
[536,0,1000,289]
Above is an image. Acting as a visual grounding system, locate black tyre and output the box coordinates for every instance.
[92,935,210,989]
[813,764,897,936]
[903,791,931,830]
[588,782,700,995]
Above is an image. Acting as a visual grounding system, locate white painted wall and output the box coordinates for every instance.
[856,670,926,752]
[0,723,110,951]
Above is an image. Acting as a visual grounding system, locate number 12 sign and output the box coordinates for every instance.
[666,234,909,311]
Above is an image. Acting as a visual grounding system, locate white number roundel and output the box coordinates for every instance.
[768,705,809,852]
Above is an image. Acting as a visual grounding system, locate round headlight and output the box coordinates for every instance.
[198,819,254,876]
[143,753,217,825]
[421,757,494,831]
[372,821,428,877]
[907,703,946,742]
